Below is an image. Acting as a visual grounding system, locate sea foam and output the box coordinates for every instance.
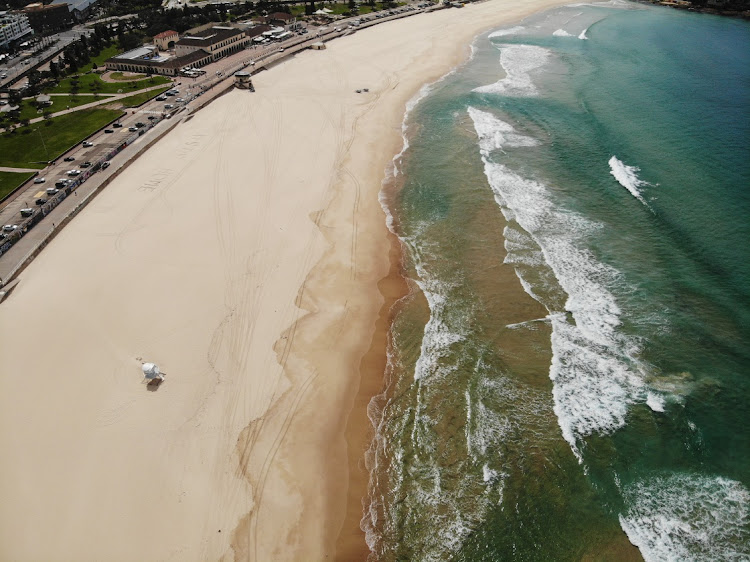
[608,155,654,212]
[579,27,589,39]
[469,107,648,458]
[619,474,750,561]
[473,44,552,97]
[488,25,525,38]
[553,28,574,36]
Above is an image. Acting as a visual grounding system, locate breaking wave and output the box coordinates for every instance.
[468,107,649,459]
[619,473,750,561]
[473,44,552,97]
[488,25,525,38]
[608,155,654,212]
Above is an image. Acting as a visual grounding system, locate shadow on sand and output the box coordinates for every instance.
[146,378,165,392]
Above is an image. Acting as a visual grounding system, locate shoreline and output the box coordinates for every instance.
[0,2,572,560]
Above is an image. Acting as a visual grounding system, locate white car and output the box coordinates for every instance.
[33,177,45,184]
[67,169,80,176]
[2,224,18,232]
[82,141,94,147]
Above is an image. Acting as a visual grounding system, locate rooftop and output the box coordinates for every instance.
[177,26,243,47]
[154,30,178,39]
[112,45,158,60]
[50,0,97,12]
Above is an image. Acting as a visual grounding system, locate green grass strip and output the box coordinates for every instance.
[16,94,116,121]
[49,73,171,95]
[119,86,171,108]
[0,108,123,169]
[0,171,36,201]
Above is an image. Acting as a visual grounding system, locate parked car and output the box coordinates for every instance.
[55,180,68,188]
[2,224,18,232]
[67,169,80,176]
[46,187,59,195]
[112,122,123,128]
[82,141,94,147]
[128,126,137,132]
[63,156,75,162]
[35,198,47,205]
[148,115,157,120]
[101,161,110,169]
[164,104,173,109]
[105,128,114,133]
[81,161,92,168]
[135,122,145,128]
[33,177,45,184]
[20,208,34,217]
[156,95,167,101]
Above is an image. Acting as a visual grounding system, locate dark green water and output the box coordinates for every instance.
[364,3,750,561]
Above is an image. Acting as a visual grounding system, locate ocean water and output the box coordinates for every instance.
[364,3,750,561]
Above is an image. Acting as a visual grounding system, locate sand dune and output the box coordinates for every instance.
[0,1,567,559]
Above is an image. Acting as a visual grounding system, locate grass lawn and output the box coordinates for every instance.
[17,94,116,121]
[49,73,171,95]
[0,108,123,169]
[118,86,171,108]
[0,171,35,201]
[109,71,149,81]
[78,45,122,73]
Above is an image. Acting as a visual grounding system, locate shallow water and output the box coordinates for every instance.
[365,3,750,560]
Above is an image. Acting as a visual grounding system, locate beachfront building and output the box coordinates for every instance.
[23,3,73,34]
[0,11,33,49]
[175,26,249,61]
[246,24,271,42]
[153,29,178,51]
[104,44,212,76]
[265,12,296,27]
[50,0,98,22]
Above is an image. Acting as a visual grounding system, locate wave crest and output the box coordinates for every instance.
[619,474,750,562]
[473,44,551,97]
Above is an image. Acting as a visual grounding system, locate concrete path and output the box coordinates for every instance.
[0,167,39,173]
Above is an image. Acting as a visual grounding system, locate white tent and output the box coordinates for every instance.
[142,363,164,381]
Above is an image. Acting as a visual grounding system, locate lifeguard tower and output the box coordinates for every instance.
[235,71,254,91]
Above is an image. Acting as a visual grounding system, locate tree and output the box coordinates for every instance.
[8,89,23,106]
[119,32,142,51]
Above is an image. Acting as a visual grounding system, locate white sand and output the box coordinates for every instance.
[0,1,568,559]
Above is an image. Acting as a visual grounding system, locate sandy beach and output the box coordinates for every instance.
[0,1,568,560]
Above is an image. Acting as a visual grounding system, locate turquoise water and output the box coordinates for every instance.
[364,3,750,560]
